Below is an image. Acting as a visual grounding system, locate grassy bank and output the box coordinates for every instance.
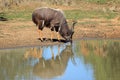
[0,9,118,21]
[0,0,120,21]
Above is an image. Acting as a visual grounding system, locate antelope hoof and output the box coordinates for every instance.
[50,39,53,42]
[44,38,49,41]
[38,38,44,42]
[58,39,61,42]
[40,39,44,42]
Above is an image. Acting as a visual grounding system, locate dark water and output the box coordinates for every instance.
[0,40,120,80]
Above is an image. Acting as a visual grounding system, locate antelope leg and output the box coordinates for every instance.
[37,20,44,41]
[38,29,43,41]
[57,32,60,41]
[50,32,53,41]
[50,27,54,41]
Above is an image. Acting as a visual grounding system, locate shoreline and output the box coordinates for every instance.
[0,38,120,49]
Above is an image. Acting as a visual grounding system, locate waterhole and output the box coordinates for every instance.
[0,39,120,80]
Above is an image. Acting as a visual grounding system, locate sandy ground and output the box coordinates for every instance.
[0,18,120,49]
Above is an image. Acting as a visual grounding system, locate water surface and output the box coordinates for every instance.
[0,39,120,80]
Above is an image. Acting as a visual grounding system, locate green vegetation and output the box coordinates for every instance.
[0,0,120,21]
[64,10,118,19]
[84,0,108,4]
[83,0,120,4]
[0,9,118,21]
[1,10,32,21]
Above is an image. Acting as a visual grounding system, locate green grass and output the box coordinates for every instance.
[1,10,32,21]
[84,0,108,4]
[0,9,118,21]
[84,0,120,4]
[64,9,118,20]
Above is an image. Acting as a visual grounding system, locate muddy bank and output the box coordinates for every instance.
[0,19,120,49]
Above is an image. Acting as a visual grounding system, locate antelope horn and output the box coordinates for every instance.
[71,20,77,32]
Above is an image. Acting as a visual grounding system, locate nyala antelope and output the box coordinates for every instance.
[32,7,77,42]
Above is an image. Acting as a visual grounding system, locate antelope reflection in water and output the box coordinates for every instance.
[24,44,74,78]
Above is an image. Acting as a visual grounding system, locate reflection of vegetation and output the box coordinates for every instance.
[74,40,120,80]
[0,48,32,80]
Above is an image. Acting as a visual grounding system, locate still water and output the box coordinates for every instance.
[0,39,120,80]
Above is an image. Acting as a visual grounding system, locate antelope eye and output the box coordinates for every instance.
[66,32,68,35]
[67,32,69,35]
